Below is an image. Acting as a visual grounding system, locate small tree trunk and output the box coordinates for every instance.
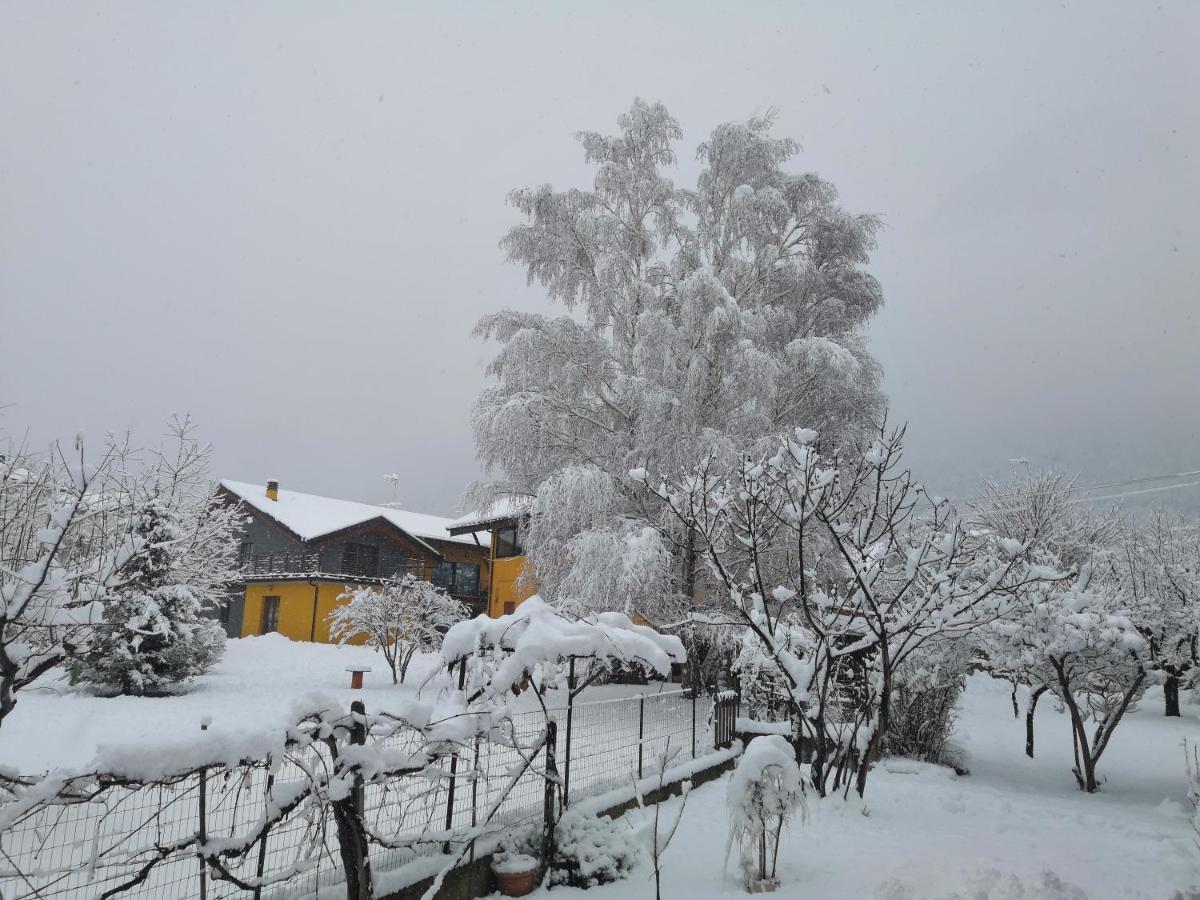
[329,701,373,900]
[1025,684,1047,759]
[1164,675,1181,717]
[1010,681,1020,719]
[0,677,15,727]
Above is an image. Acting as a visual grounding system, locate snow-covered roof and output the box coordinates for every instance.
[447,497,531,534]
[220,480,484,550]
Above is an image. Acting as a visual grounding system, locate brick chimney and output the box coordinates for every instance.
[266,479,279,501]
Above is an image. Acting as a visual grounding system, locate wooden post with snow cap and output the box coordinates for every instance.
[346,665,371,690]
[442,660,468,852]
[541,719,559,866]
[198,718,210,900]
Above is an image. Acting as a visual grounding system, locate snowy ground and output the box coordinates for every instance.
[0,635,437,773]
[4,643,1199,897]
[528,675,1200,900]
[0,635,675,774]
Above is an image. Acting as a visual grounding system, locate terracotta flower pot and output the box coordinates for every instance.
[747,877,779,893]
[493,865,538,897]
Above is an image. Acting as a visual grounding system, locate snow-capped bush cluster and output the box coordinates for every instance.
[726,735,806,889]
[548,808,642,888]
[441,595,685,701]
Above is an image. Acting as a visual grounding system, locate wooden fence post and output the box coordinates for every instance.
[198,765,208,900]
[198,718,209,900]
[253,769,275,900]
[330,699,372,900]
[541,720,559,866]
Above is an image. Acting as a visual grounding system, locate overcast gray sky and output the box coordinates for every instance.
[2,1,1197,516]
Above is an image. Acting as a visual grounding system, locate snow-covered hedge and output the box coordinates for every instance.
[548,808,642,888]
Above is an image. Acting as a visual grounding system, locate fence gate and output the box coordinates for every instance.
[713,691,738,748]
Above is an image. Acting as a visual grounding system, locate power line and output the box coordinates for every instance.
[960,468,1200,506]
[971,478,1200,517]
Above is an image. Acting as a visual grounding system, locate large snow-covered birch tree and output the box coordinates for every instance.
[469,100,885,628]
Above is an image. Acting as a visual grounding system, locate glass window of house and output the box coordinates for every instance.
[495,525,521,558]
[342,542,380,577]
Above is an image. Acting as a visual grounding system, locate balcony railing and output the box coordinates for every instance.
[241,551,323,577]
[238,552,486,601]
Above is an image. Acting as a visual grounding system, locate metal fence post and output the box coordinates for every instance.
[541,720,559,865]
[443,661,467,851]
[198,718,209,900]
[637,695,645,779]
[253,768,275,900]
[563,657,576,807]
[198,764,208,900]
[470,733,480,863]
[691,690,697,759]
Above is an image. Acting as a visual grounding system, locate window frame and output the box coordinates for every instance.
[433,561,481,596]
[260,595,281,634]
[341,541,380,578]
[495,524,521,559]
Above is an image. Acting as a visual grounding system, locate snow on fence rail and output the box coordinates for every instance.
[0,689,735,900]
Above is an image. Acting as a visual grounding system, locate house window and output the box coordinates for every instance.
[342,542,380,578]
[260,596,281,634]
[495,525,521,558]
[239,542,254,565]
[433,561,481,596]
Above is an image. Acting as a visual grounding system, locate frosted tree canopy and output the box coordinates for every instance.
[470,99,886,618]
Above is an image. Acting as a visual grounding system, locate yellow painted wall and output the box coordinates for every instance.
[487,519,535,617]
[241,582,368,644]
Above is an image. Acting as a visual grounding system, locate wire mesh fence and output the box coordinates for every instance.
[0,688,736,900]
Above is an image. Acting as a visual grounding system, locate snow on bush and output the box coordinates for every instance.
[441,595,685,700]
[726,735,806,889]
[548,807,642,888]
[880,638,970,770]
[328,575,467,684]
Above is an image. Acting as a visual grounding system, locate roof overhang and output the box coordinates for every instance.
[448,514,520,536]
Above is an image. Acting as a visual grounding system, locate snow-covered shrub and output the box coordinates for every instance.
[880,640,968,770]
[82,497,225,695]
[441,595,685,701]
[732,617,810,725]
[726,735,806,890]
[548,808,641,888]
[329,575,467,684]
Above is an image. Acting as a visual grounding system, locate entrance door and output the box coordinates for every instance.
[260,596,281,634]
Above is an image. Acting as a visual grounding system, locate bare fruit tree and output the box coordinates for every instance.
[0,433,141,725]
[641,424,1052,797]
[328,574,468,684]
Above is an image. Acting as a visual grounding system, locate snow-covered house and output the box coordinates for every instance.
[217,480,489,641]
[447,499,533,618]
